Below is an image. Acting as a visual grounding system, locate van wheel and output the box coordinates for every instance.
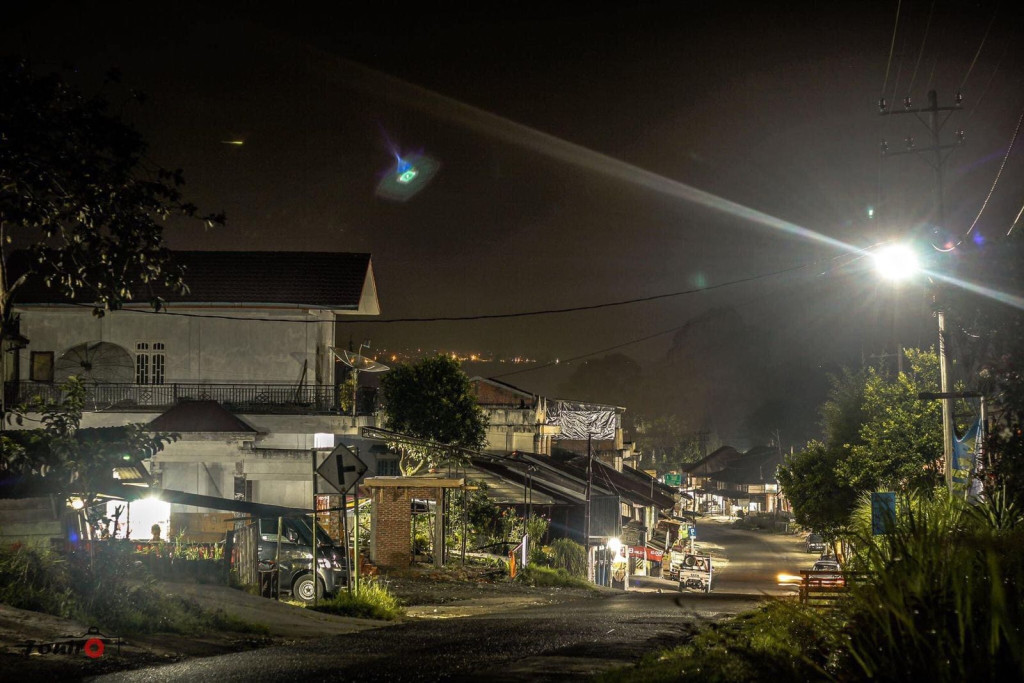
[293,574,324,603]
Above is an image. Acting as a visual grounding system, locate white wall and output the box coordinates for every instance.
[15,306,336,385]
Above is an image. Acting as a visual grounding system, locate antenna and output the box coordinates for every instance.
[330,342,389,416]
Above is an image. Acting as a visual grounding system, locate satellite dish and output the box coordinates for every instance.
[55,341,134,384]
[330,345,389,417]
[338,349,390,373]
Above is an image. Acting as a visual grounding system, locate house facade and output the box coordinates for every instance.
[4,251,380,537]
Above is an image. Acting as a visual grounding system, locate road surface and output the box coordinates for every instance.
[92,518,811,682]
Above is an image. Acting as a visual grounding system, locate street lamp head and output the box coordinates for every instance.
[873,244,920,282]
[606,537,622,554]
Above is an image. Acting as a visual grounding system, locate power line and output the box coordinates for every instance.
[63,257,827,326]
[964,105,1024,238]
[958,5,999,94]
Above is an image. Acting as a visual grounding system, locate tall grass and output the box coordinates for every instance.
[310,578,405,621]
[549,538,587,578]
[515,564,595,589]
[835,489,1024,681]
[0,542,267,635]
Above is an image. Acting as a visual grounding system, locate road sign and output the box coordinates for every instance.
[688,525,697,539]
[663,473,682,487]
[317,444,368,493]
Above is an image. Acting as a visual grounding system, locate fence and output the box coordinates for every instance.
[4,382,379,415]
[231,524,260,590]
[797,570,867,607]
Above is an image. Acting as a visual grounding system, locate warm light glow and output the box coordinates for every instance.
[70,498,85,510]
[606,537,622,554]
[777,572,803,584]
[873,244,920,281]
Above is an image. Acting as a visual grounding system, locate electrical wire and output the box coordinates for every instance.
[880,0,903,101]
[964,104,1024,237]
[905,0,936,98]
[65,258,827,326]
[958,5,998,94]
[1007,202,1024,237]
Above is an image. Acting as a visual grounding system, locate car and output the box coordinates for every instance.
[805,533,826,553]
[255,517,349,603]
[809,559,844,587]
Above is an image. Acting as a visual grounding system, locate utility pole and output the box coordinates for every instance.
[880,90,965,492]
[584,435,593,583]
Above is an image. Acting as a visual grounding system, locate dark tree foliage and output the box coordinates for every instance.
[948,236,1024,507]
[1,378,176,506]
[0,58,223,337]
[777,442,858,540]
[377,355,487,475]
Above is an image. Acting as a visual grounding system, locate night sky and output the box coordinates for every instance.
[4,1,1022,449]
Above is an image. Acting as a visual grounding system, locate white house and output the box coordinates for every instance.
[4,250,380,538]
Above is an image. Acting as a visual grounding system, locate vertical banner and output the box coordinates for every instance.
[871,492,896,535]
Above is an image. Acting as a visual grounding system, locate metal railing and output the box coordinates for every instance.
[4,381,378,415]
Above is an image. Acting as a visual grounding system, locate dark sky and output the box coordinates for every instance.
[4,1,1022,447]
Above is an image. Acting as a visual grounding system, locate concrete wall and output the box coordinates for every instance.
[14,307,335,385]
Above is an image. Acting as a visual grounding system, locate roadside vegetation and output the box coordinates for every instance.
[606,490,1024,682]
[0,542,267,635]
[308,578,405,621]
[514,564,595,589]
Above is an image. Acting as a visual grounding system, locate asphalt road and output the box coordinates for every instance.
[91,519,809,682]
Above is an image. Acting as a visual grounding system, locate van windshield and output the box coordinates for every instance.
[260,517,337,547]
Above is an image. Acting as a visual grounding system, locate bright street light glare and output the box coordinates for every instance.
[874,244,920,281]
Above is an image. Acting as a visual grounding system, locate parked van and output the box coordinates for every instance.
[256,517,348,603]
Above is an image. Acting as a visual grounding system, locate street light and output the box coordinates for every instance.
[873,244,920,281]
[874,241,956,491]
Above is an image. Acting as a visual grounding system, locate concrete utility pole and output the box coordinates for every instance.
[879,89,965,491]
[584,435,593,582]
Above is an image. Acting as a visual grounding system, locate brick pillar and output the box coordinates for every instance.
[372,486,414,568]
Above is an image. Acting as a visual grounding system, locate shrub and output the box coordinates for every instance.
[601,601,835,682]
[515,565,594,589]
[0,543,75,617]
[310,578,405,621]
[0,541,266,635]
[831,489,1024,681]
[549,538,587,578]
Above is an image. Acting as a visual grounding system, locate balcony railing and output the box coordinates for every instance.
[3,381,378,416]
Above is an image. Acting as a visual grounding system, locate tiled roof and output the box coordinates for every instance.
[7,250,374,311]
[147,400,257,433]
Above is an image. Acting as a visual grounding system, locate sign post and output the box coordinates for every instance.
[317,444,368,593]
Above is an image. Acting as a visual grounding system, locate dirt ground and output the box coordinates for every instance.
[0,562,604,679]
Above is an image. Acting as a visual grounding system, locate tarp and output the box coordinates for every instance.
[546,400,618,440]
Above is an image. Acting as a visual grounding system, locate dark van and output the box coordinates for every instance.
[256,517,348,603]
[805,533,826,554]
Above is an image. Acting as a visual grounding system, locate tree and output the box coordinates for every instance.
[779,348,944,535]
[377,355,487,475]
[839,348,943,492]
[1,377,175,536]
[632,414,704,471]
[0,58,223,407]
[776,442,858,541]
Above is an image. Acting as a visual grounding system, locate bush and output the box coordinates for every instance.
[310,578,405,621]
[601,601,835,682]
[0,541,266,635]
[549,538,587,578]
[831,489,1024,681]
[515,565,594,589]
[0,543,75,617]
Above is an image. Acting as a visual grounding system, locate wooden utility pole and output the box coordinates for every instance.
[880,90,964,491]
